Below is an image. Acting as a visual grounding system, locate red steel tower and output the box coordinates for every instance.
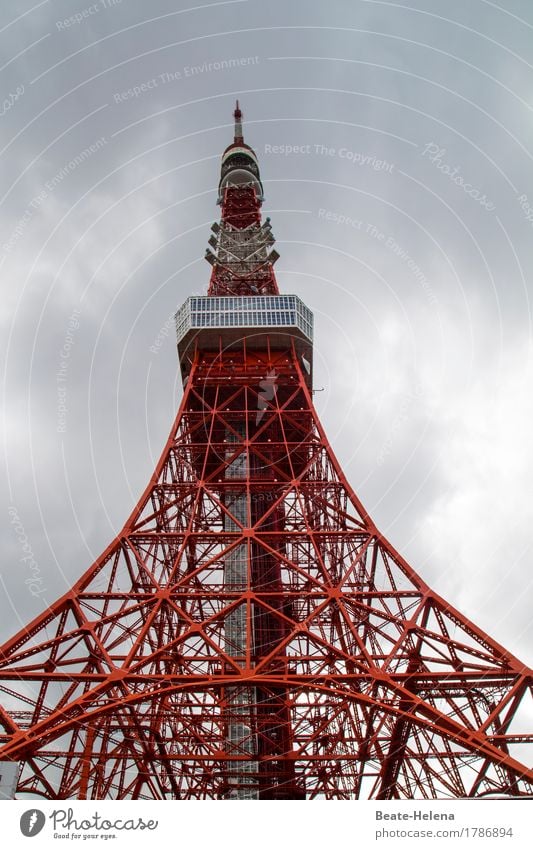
[1,102,532,800]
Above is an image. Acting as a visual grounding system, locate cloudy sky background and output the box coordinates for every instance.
[1,0,532,670]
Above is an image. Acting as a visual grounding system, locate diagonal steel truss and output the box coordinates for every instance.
[0,345,532,799]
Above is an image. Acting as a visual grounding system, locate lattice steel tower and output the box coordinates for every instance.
[1,102,532,800]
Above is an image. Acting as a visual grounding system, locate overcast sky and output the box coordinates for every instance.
[1,0,532,670]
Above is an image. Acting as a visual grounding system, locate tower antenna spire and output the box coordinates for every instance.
[234,98,243,143]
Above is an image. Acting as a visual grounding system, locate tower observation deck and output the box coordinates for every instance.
[0,102,532,801]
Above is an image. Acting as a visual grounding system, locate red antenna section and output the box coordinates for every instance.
[234,98,243,143]
[207,102,277,296]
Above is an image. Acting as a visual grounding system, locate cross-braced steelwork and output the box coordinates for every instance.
[1,103,532,800]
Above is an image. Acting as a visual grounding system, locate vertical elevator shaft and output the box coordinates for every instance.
[223,427,258,798]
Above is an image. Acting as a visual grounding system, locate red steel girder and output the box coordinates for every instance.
[0,346,532,799]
